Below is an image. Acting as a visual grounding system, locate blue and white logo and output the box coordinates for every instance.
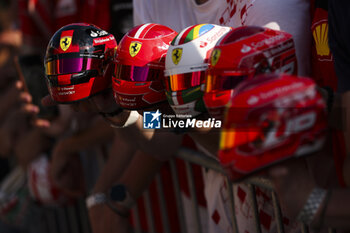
[143,110,162,129]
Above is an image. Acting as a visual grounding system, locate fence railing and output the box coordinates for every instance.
[127,147,336,233]
[4,147,336,233]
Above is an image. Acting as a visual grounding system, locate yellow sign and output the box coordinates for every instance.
[211,49,221,66]
[172,48,183,65]
[60,36,72,51]
[129,42,142,57]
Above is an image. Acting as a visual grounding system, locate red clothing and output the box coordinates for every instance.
[18,0,111,49]
[311,3,337,90]
[310,0,346,187]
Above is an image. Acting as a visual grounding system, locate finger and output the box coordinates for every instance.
[15,80,24,90]
[19,92,32,103]
[41,95,57,107]
[21,104,39,114]
[33,118,51,128]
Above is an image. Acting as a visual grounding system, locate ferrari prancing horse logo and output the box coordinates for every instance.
[129,42,142,57]
[60,36,72,51]
[172,48,183,65]
[211,49,221,66]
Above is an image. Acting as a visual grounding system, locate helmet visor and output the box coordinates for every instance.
[115,64,164,82]
[45,53,103,75]
[163,71,206,92]
[205,72,248,93]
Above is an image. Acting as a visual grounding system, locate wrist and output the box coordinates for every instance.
[105,201,130,218]
[109,184,136,209]
[101,184,136,218]
[86,192,107,209]
[87,184,136,218]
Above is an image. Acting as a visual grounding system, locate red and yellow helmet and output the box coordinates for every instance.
[219,74,327,182]
[45,23,117,103]
[112,23,177,110]
[204,26,297,120]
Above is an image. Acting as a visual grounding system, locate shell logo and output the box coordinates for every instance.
[313,23,330,57]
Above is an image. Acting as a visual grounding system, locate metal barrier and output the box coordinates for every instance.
[129,147,337,233]
[9,147,336,233]
[37,199,91,233]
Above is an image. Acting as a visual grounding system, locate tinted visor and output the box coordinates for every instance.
[45,53,103,75]
[115,64,164,82]
[163,71,206,92]
[205,72,248,93]
[46,70,101,87]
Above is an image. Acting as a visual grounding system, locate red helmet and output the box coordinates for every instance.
[112,23,177,109]
[45,23,117,103]
[219,74,327,181]
[204,26,297,120]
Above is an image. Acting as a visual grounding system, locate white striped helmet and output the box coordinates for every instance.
[164,24,231,117]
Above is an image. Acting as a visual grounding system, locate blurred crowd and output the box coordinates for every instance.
[0,0,348,233]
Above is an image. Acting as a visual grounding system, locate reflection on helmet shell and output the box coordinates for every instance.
[164,24,232,117]
[44,23,117,103]
[112,23,177,110]
[204,26,297,120]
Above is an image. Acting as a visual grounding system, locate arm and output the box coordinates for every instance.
[88,132,138,233]
[118,150,163,202]
[14,127,53,167]
[320,189,350,228]
[50,117,115,191]
[188,129,220,157]
[91,130,138,194]
[328,0,350,186]
[0,108,30,158]
[268,158,350,229]
[0,82,21,122]
[15,80,74,137]
[119,116,183,160]
[340,94,350,185]
[89,138,163,233]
